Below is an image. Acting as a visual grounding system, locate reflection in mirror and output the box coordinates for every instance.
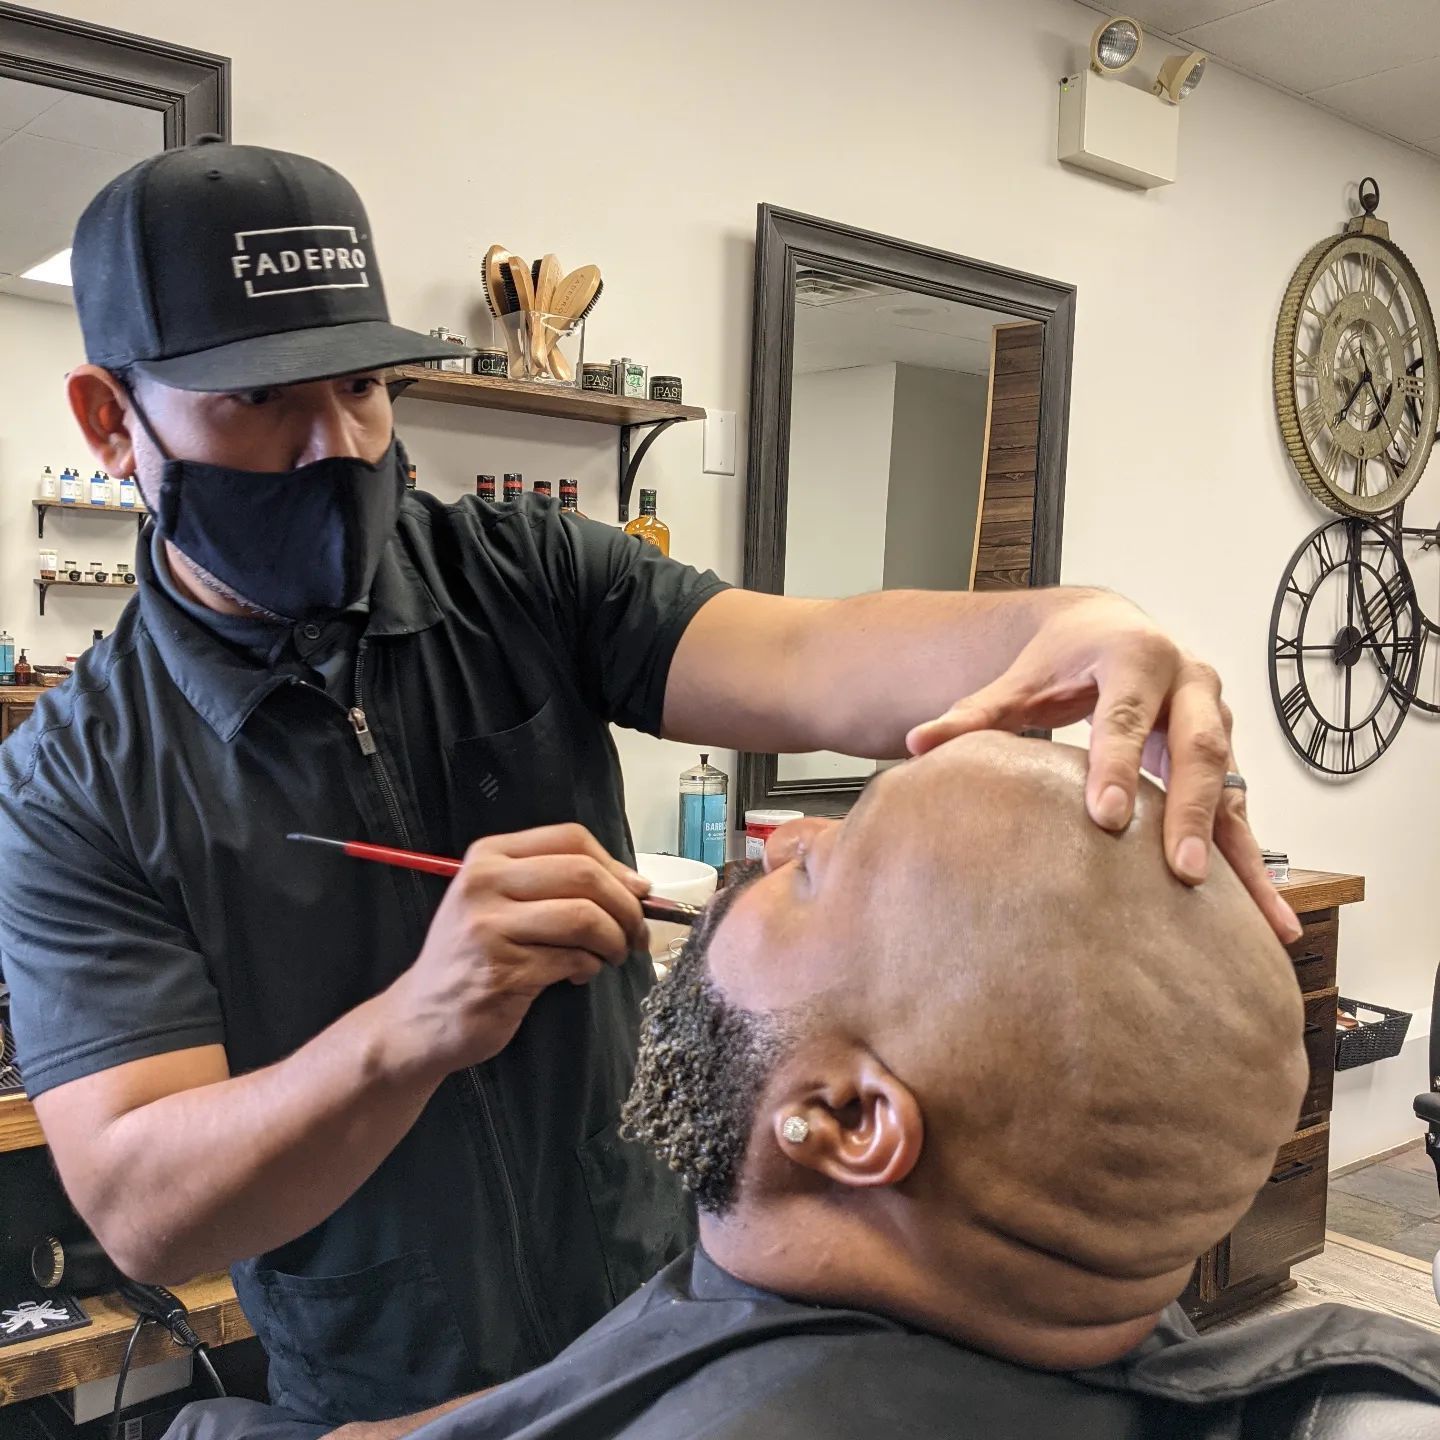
[0,78,165,307]
[779,276,1030,785]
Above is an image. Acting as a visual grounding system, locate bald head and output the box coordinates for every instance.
[625,734,1306,1368]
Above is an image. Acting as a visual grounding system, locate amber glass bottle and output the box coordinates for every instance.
[623,489,669,556]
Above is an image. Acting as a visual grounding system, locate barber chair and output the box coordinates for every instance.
[1412,959,1440,1305]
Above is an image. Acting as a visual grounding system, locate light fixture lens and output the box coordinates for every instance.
[19,248,73,286]
[1093,17,1142,73]
[1179,54,1206,97]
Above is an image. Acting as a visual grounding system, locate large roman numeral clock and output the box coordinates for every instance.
[1270,179,1436,774]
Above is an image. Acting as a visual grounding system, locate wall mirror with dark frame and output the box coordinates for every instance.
[738,205,1077,819]
[0,4,230,308]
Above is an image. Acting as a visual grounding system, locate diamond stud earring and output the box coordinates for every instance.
[781,1115,810,1144]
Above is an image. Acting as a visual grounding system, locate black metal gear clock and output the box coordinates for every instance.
[1268,517,1419,774]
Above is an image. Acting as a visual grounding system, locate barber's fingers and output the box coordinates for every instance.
[467,823,651,896]
[763,817,839,873]
[501,897,634,968]
[1211,754,1304,945]
[1083,651,1176,837]
[1147,661,1229,884]
[491,853,648,949]
[906,671,1096,755]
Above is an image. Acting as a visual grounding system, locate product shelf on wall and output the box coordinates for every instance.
[33,579,134,617]
[32,499,148,539]
[384,365,707,520]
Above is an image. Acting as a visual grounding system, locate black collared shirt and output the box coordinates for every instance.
[0,492,727,1426]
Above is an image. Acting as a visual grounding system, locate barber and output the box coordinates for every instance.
[0,139,1299,1435]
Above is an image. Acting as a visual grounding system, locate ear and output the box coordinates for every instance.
[770,1049,923,1189]
[66,365,140,478]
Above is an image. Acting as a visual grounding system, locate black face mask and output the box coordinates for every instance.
[127,391,405,622]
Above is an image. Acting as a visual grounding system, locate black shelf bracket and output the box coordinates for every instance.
[36,581,50,618]
[35,506,147,540]
[617,419,686,522]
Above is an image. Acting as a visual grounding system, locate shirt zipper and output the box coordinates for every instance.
[348,643,552,1359]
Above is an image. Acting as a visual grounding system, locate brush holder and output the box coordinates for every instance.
[498,311,585,387]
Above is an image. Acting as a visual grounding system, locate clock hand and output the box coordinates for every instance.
[1335,369,1369,424]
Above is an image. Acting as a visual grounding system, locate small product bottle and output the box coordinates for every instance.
[117,475,138,509]
[92,561,109,585]
[533,480,553,498]
[59,468,78,504]
[14,650,34,687]
[38,465,57,500]
[405,463,418,491]
[559,478,585,518]
[0,631,14,677]
[63,559,82,583]
[503,473,523,503]
[475,474,497,502]
[623,489,670,556]
[89,471,109,506]
[678,754,729,871]
[38,549,57,580]
[116,559,136,586]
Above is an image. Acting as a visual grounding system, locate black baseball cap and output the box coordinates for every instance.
[72,138,467,391]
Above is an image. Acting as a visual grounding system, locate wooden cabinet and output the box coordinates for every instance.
[1183,870,1364,1327]
[0,687,46,743]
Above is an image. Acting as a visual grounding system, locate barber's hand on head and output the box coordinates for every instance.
[905,591,1303,945]
[386,824,650,1077]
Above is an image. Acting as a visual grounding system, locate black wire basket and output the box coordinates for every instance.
[1,1018,22,1095]
[1334,996,1413,1072]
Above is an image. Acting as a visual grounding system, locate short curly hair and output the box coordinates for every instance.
[621,870,797,1215]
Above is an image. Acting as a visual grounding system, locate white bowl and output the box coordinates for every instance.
[634,852,718,906]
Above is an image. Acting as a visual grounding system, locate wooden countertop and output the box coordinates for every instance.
[0,1273,252,1407]
[1275,869,1364,914]
[0,688,48,704]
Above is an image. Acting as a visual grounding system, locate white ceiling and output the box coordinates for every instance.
[0,77,164,305]
[1075,0,1440,159]
[793,287,1016,377]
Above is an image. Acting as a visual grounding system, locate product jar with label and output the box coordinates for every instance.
[744,809,805,863]
[38,549,58,580]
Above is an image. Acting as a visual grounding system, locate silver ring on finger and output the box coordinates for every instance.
[1222,771,1247,793]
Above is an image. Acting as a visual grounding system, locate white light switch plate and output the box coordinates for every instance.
[703,410,736,475]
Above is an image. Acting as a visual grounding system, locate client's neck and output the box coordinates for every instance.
[700,1198,1167,1372]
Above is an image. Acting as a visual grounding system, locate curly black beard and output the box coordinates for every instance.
[621,866,795,1216]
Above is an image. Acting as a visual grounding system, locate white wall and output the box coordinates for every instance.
[0,295,137,663]
[781,364,895,784]
[882,364,987,592]
[15,0,1440,1162]
[785,365,895,599]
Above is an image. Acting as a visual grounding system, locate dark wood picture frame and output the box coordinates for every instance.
[738,204,1076,819]
[0,2,230,146]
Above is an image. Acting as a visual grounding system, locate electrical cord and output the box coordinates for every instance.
[108,1279,226,1440]
[109,1316,149,1440]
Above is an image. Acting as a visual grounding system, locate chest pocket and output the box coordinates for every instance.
[447,697,580,846]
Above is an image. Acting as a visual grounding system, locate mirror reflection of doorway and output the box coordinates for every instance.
[780,276,1041,785]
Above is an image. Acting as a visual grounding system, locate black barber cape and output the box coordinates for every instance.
[0,493,727,1426]
[399,1247,1440,1440]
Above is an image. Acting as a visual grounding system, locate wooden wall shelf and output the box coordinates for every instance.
[385,365,704,427]
[0,1272,253,1407]
[385,365,707,521]
[32,500,147,540]
[33,579,135,617]
[0,1093,44,1154]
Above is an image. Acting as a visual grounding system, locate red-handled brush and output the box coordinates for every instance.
[286,833,703,926]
